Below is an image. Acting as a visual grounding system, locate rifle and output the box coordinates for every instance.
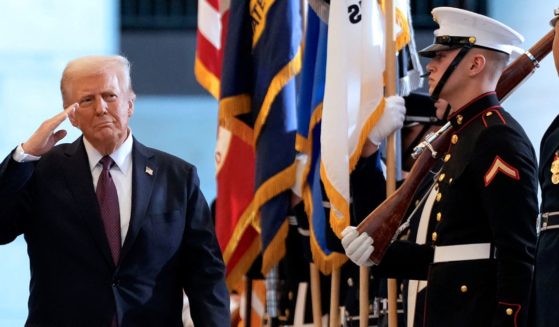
[357,29,555,264]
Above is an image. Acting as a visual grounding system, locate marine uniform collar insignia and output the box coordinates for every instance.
[448,92,501,130]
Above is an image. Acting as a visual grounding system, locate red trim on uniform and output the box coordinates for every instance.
[494,109,506,124]
[482,115,488,128]
[448,91,497,119]
[498,302,521,327]
[484,155,520,187]
[455,105,502,133]
[479,106,503,128]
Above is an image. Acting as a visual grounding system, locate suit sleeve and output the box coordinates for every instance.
[181,166,231,326]
[472,125,538,327]
[0,150,35,244]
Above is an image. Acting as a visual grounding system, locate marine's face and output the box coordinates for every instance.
[426,48,464,100]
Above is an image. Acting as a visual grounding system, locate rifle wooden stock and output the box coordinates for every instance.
[357,28,555,265]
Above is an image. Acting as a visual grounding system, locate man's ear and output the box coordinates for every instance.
[67,105,79,128]
[127,94,136,117]
[468,53,486,76]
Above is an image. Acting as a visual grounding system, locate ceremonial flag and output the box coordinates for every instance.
[296,0,347,274]
[195,0,230,99]
[215,0,303,289]
[213,0,258,290]
[251,0,302,275]
[320,0,421,237]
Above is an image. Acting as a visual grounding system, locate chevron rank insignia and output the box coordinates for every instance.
[484,156,519,187]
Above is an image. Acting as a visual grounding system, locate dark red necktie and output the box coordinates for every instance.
[96,156,121,265]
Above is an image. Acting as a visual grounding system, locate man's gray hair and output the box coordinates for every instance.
[60,55,135,105]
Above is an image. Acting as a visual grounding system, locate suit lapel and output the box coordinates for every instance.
[63,137,114,267]
[121,139,156,260]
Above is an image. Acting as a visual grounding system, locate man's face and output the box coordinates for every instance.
[68,70,134,153]
[425,48,462,99]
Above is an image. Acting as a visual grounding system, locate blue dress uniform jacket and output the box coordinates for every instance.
[0,137,230,327]
[376,92,538,327]
[532,113,559,327]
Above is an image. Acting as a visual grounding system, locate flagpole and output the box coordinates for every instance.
[384,0,399,326]
[329,268,340,327]
[245,276,253,327]
[359,266,369,327]
[330,268,340,327]
[310,263,323,327]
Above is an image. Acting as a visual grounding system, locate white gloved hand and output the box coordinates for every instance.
[341,226,375,266]
[368,95,406,146]
[291,153,308,198]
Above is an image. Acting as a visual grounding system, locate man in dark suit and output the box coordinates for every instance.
[342,7,538,327]
[0,55,230,326]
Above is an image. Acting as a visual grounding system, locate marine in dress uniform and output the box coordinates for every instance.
[531,11,559,327]
[342,7,538,327]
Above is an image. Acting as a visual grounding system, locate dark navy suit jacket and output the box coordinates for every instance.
[0,137,230,327]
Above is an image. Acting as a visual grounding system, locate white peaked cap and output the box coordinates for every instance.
[419,7,524,58]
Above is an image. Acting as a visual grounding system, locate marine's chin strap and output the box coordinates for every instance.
[430,46,473,101]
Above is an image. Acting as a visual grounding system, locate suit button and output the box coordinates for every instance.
[347,278,354,287]
[431,232,438,242]
[436,192,442,202]
[460,285,468,293]
[486,111,493,117]
[444,154,451,162]
[448,178,453,184]
[451,134,459,144]
[456,115,463,125]
[438,174,445,182]
[436,212,442,222]
[506,308,513,316]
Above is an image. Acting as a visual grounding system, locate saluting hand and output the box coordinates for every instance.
[22,103,78,156]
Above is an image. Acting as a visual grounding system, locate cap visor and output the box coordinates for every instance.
[419,43,459,58]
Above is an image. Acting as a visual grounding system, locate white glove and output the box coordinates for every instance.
[341,226,374,266]
[368,95,406,146]
[291,153,308,198]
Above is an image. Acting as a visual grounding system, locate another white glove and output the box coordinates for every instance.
[291,153,308,198]
[341,226,374,266]
[368,95,406,146]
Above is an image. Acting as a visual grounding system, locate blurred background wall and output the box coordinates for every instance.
[0,1,557,325]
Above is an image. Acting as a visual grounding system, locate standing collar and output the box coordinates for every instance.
[83,130,134,173]
[448,92,501,130]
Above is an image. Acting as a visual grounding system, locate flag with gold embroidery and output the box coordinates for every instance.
[216,0,302,289]
[320,0,421,238]
[296,0,348,274]
[250,0,302,275]
[215,0,257,290]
